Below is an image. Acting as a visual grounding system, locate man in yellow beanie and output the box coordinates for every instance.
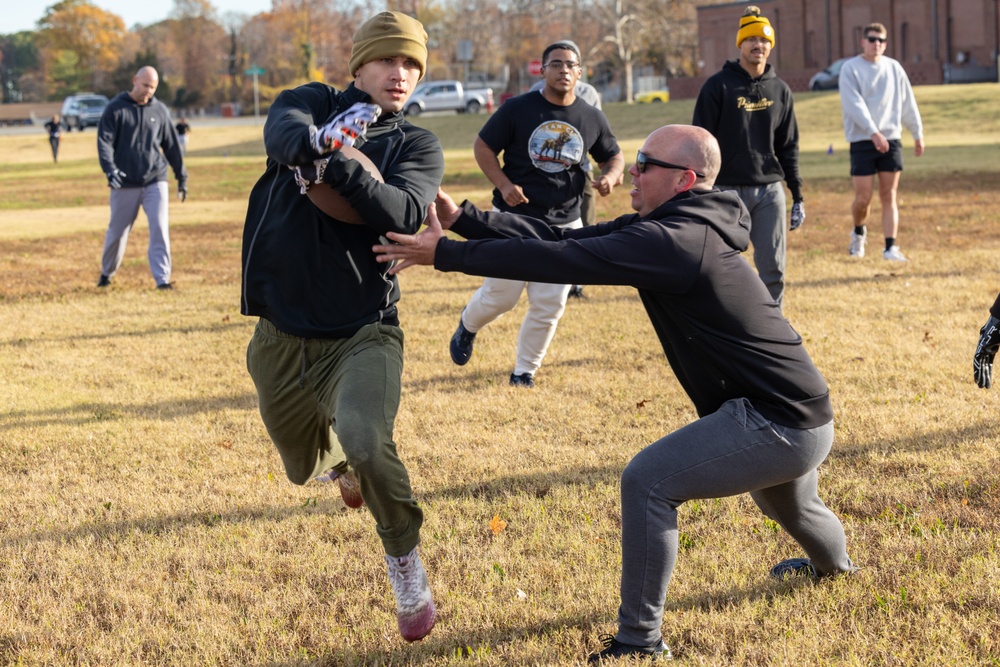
[240,10,443,643]
[693,5,804,310]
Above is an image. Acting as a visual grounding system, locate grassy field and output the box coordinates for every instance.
[0,83,998,666]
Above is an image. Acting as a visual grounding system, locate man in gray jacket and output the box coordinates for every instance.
[96,66,187,289]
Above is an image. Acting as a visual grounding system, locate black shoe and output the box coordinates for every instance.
[509,372,535,388]
[588,634,672,663]
[156,282,174,290]
[568,285,585,298]
[97,275,110,287]
[770,557,859,580]
[449,316,476,365]
[769,558,816,579]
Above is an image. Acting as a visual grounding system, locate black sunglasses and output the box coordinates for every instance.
[635,151,705,178]
[866,36,887,43]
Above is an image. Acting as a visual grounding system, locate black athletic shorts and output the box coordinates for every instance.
[850,139,904,176]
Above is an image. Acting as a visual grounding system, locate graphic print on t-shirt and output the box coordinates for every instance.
[528,121,584,173]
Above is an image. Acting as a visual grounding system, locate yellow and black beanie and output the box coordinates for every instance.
[349,11,428,80]
[736,6,775,48]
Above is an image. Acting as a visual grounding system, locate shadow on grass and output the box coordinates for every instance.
[0,319,250,349]
[263,610,613,667]
[792,268,965,291]
[0,391,257,432]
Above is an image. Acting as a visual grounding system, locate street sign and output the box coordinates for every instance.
[244,65,265,125]
[528,59,543,77]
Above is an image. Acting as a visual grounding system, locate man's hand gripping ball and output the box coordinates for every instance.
[310,103,381,156]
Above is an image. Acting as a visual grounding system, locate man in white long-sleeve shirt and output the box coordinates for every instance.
[839,22,923,262]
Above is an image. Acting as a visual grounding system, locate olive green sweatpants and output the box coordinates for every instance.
[247,318,422,557]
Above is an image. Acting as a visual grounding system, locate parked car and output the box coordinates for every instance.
[808,58,851,91]
[60,93,109,131]
[635,89,670,103]
[404,80,493,116]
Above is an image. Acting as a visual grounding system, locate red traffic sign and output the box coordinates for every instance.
[528,59,543,77]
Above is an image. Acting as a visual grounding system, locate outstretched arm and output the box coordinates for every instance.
[372,192,454,274]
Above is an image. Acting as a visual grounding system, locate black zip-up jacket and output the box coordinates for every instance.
[435,189,832,428]
[241,82,444,338]
[693,61,803,202]
[97,92,186,187]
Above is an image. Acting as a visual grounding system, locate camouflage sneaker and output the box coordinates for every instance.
[315,468,364,509]
[385,547,436,641]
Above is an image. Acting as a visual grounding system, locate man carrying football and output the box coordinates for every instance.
[239,11,444,643]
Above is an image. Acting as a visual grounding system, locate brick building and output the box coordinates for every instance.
[669,0,1000,98]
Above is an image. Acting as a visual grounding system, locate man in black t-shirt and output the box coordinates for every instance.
[449,40,624,388]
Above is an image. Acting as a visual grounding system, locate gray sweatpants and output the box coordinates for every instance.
[719,182,787,307]
[615,397,854,648]
[101,181,171,286]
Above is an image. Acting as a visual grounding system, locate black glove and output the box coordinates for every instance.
[178,179,188,202]
[973,315,1000,388]
[292,159,327,194]
[790,201,806,231]
[106,169,126,189]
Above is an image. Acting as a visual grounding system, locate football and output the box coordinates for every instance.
[305,145,383,224]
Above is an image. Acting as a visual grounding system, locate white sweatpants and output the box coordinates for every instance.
[460,216,582,377]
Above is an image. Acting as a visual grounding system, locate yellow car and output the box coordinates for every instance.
[635,90,670,103]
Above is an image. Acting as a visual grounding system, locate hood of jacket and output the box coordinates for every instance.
[722,59,776,83]
[646,187,751,252]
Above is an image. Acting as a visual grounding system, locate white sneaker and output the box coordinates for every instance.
[385,547,436,641]
[882,245,908,262]
[849,232,866,257]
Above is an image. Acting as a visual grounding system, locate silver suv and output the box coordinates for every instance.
[60,93,109,131]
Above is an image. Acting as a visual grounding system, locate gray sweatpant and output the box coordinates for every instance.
[719,182,787,307]
[101,181,171,286]
[615,397,854,648]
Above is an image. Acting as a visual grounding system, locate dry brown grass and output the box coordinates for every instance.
[0,87,998,666]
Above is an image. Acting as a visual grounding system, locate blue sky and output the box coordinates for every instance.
[8,0,275,33]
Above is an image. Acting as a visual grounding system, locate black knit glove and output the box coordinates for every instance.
[974,315,1000,388]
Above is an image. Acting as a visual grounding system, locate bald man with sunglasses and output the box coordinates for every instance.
[373,124,856,662]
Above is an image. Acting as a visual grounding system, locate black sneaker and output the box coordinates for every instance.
[97,274,110,287]
[509,372,535,388]
[769,558,816,579]
[568,285,586,298]
[588,634,672,663]
[449,316,476,365]
[156,282,174,290]
[770,557,859,580]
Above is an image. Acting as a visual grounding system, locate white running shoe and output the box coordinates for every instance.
[385,547,436,641]
[882,245,908,262]
[849,231,866,257]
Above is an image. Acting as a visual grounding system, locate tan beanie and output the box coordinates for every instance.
[349,11,428,80]
[736,6,775,48]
